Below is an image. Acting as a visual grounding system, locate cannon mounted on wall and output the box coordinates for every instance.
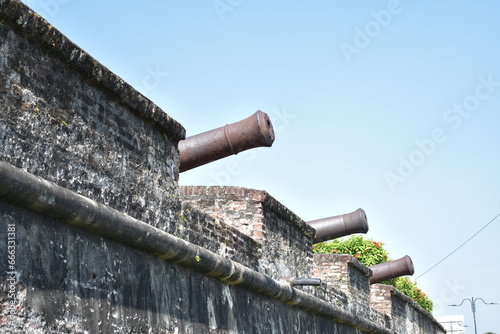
[308,208,369,244]
[368,255,415,284]
[178,111,275,172]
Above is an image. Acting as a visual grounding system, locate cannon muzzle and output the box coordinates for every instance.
[368,255,414,284]
[178,111,275,172]
[308,208,369,243]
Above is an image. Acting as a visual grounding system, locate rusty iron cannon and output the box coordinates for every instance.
[178,111,275,172]
[368,255,415,284]
[308,208,369,244]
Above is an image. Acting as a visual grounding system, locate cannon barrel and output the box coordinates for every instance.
[368,255,414,284]
[281,277,322,286]
[178,111,275,172]
[308,208,369,244]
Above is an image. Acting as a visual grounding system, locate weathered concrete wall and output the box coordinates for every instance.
[180,186,315,279]
[0,0,184,233]
[313,254,446,333]
[0,159,392,333]
[178,201,261,271]
[0,200,373,334]
[0,1,446,333]
[370,284,445,334]
[0,2,373,332]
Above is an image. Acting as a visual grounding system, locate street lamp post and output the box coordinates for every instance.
[449,297,498,334]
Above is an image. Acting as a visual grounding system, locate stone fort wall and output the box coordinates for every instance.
[0,1,445,333]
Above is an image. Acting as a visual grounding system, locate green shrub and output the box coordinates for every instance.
[393,277,433,312]
[312,235,389,266]
[313,235,433,312]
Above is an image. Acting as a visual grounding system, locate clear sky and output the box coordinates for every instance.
[22,0,500,331]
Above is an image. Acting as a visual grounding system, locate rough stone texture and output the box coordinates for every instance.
[313,254,373,319]
[0,6,259,275]
[0,201,370,334]
[180,186,315,278]
[0,0,184,233]
[371,284,393,317]
[177,202,261,271]
[298,284,350,313]
[0,1,447,333]
[0,0,185,140]
[370,284,446,334]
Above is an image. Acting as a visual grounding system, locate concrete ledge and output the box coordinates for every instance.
[0,161,391,333]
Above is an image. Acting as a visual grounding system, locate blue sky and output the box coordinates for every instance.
[22,0,500,331]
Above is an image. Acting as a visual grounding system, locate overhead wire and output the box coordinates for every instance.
[416,212,500,280]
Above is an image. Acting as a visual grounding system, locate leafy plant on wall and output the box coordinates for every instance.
[313,235,433,313]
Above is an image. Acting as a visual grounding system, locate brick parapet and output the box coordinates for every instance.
[179,186,314,278]
[370,284,446,334]
[313,253,372,318]
[312,254,372,289]
[180,186,314,240]
[178,201,261,271]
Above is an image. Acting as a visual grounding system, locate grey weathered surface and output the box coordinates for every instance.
[313,254,374,321]
[180,186,315,279]
[0,201,370,334]
[370,284,445,334]
[0,0,184,233]
[0,162,391,333]
[178,202,262,271]
[0,0,446,333]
